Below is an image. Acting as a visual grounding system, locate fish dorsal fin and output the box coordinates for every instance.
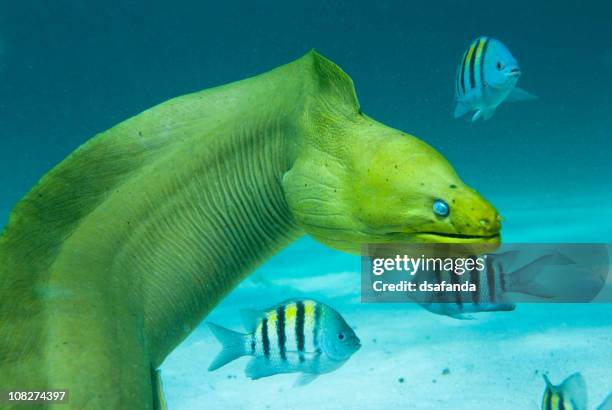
[559,373,588,409]
[240,298,307,332]
[598,394,612,410]
[240,309,266,332]
[543,374,554,388]
[506,87,537,102]
[490,250,521,272]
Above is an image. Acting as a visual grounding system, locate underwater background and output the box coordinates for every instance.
[0,1,610,409]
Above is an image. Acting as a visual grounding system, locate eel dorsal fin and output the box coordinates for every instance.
[0,50,358,268]
[0,49,359,295]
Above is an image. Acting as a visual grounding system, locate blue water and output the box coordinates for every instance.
[1,1,610,409]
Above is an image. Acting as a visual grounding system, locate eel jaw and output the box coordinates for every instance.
[409,232,501,244]
[385,229,501,245]
[374,231,502,257]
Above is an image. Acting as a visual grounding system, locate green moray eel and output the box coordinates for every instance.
[0,51,500,409]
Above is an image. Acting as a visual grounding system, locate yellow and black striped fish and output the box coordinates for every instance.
[208,299,360,386]
[542,373,612,410]
[455,36,535,121]
[542,373,587,410]
[410,251,575,319]
[455,36,492,100]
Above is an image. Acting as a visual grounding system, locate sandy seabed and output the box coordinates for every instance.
[163,192,612,410]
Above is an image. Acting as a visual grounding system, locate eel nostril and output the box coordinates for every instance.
[479,219,489,227]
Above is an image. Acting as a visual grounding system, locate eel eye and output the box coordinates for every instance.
[496,61,504,70]
[433,199,450,217]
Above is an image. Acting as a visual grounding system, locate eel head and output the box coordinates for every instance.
[283,112,501,254]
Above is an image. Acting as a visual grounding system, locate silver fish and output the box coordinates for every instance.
[208,299,360,386]
[410,251,575,319]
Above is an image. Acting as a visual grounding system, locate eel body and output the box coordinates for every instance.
[0,51,500,409]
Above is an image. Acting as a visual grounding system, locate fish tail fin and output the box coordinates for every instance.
[207,323,248,371]
[598,394,612,410]
[559,373,587,409]
[503,253,575,298]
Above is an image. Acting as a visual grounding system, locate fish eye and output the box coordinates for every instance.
[433,199,450,217]
[337,332,345,341]
[496,61,504,70]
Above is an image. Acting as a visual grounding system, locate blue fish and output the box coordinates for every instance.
[207,299,361,386]
[454,36,536,121]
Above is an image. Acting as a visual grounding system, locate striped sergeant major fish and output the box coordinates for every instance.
[410,251,575,320]
[454,36,536,121]
[542,373,612,410]
[207,299,361,386]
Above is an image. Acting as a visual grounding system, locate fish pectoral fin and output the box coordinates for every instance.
[293,373,319,387]
[454,101,471,118]
[506,87,538,102]
[471,107,495,121]
[598,393,612,410]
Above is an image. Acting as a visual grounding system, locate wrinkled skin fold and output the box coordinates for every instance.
[0,51,500,409]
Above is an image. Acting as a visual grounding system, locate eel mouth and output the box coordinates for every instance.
[386,231,501,244]
[416,232,500,240]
